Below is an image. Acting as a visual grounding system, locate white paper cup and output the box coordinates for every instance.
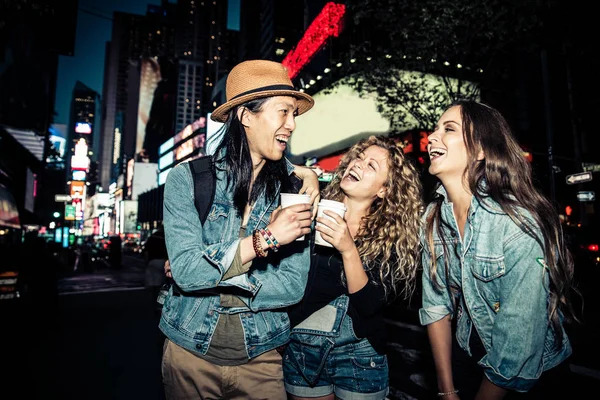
[315,200,346,247]
[280,193,312,240]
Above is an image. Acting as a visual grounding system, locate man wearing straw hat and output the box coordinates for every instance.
[160,60,318,399]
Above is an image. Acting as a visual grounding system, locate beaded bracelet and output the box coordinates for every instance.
[252,230,268,258]
[259,228,276,252]
[260,228,280,253]
[437,389,459,397]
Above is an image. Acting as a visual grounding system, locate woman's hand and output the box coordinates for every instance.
[267,203,312,245]
[316,210,355,254]
[293,165,321,219]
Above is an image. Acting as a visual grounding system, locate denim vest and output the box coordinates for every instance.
[419,186,572,392]
[159,157,311,359]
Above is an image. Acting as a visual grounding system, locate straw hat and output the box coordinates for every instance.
[210,60,314,122]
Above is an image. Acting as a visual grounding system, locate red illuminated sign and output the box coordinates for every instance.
[282,2,345,79]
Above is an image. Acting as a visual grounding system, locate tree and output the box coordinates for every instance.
[334,0,546,132]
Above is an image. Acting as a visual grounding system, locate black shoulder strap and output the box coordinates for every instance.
[281,172,304,194]
[188,155,216,225]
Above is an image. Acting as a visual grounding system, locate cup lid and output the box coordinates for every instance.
[281,193,311,197]
[318,199,346,209]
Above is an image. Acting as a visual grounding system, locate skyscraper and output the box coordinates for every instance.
[99,4,177,190]
[174,0,238,133]
[67,81,99,158]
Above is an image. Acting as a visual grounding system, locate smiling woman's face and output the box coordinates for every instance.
[427,105,469,182]
[340,145,389,201]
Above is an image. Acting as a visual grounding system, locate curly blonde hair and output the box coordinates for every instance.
[322,135,424,299]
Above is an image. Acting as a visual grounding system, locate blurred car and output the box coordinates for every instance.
[123,240,141,254]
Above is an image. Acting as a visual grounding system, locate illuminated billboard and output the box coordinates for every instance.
[159,117,206,156]
[65,204,76,221]
[72,170,86,181]
[47,124,67,163]
[0,184,20,229]
[74,198,84,221]
[70,181,85,199]
[126,158,135,198]
[75,122,92,134]
[290,71,479,160]
[71,138,90,171]
[137,56,178,162]
[158,118,207,170]
[71,155,90,171]
[119,200,138,233]
[159,137,174,157]
[174,134,205,162]
[206,112,224,155]
[158,168,171,186]
[137,57,161,158]
[131,162,158,200]
[158,151,174,170]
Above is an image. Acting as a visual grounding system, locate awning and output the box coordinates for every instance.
[1,125,45,162]
[0,184,21,229]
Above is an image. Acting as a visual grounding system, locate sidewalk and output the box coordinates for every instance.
[1,278,164,399]
[58,254,146,295]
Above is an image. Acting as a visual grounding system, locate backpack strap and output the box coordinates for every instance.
[188,155,216,225]
[281,172,304,194]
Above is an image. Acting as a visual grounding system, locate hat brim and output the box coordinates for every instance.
[210,90,314,123]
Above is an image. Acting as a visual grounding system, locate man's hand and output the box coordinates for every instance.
[267,203,312,245]
[293,165,321,219]
[164,259,172,278]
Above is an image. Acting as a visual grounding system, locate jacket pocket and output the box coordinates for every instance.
[206,203,228,222]
[471,255,505,282]
[205,203,231,244]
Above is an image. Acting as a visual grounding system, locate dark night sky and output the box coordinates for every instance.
[54,0,161,125]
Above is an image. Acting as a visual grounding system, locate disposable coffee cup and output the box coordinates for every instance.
[315,200,346,247]
[280,193,312,241]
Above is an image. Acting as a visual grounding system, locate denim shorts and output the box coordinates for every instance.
[283,338,389,400]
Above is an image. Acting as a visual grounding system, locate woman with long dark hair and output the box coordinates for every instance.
[420,100,577,399]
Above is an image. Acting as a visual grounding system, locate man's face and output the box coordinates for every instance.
[243,96,299,164]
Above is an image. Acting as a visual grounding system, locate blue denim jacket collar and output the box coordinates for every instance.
[211,152,297,231]
[434,182,506,219]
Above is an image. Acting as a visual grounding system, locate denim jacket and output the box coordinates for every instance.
[159,157,311,359]
[419,185,571,392]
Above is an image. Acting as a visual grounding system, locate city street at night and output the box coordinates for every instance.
[2,253,598,399]
[2,1,599,399]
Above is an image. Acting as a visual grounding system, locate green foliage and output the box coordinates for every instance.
[335,0,546,131]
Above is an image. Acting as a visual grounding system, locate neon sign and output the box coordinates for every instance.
[75,122,92,134]
[282,2,345,79]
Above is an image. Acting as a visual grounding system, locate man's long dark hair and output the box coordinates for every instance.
[425,100,578,345]
[213,98,288,216]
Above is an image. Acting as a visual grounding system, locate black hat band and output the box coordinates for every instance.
[230,84,298,101]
